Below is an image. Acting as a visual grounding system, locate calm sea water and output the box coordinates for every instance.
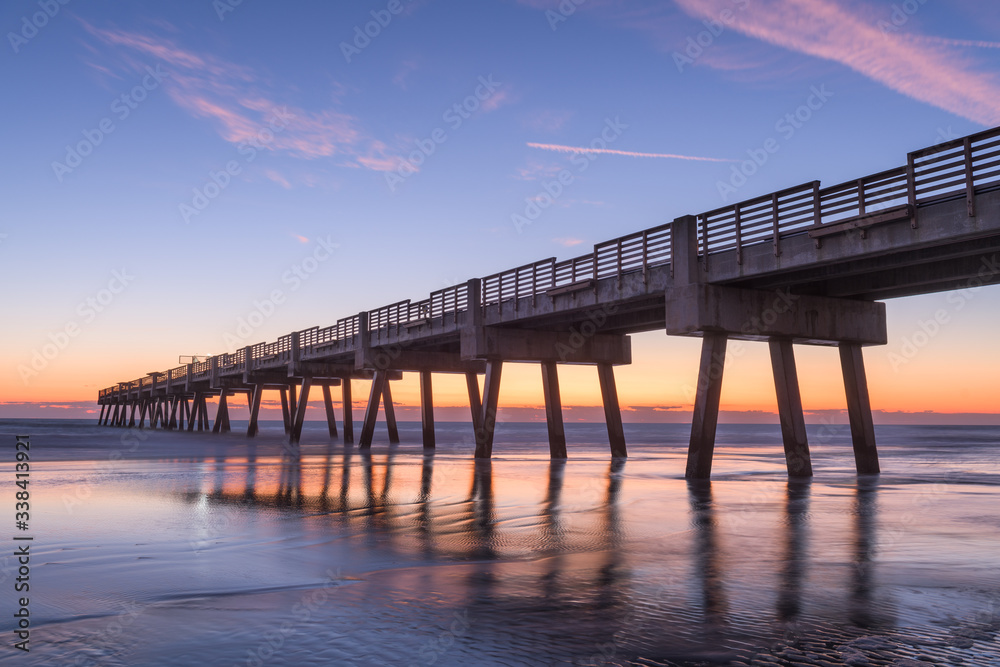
[0,418,998,666]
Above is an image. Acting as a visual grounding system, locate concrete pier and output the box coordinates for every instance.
[97,124,1000,476]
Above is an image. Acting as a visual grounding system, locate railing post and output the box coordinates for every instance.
[210,356,218,388]
[698,214,708,271]
[906,151,917,208]
[858,178,866,216]
[186,363,193,392]
[243,345,253,383]
[734,203,743,266]
[670,215,700,285]
[642,230,649,284]
[811,181,821,228]
[771,192,781,257]
[964,137,976,217]
[616,239,623,288]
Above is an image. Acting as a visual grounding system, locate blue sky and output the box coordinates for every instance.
[2,0,999,420]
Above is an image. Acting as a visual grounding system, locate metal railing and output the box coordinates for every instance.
[99,125,1000,399]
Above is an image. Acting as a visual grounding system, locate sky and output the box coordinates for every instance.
[2,0,999,424]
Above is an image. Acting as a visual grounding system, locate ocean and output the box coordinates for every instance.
[0,418,998,666]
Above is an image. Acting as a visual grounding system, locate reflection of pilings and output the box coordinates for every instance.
[594,458,627,611]
[243,442,258,501]
[277,449,303,507]
[850,475,879,628]
[417,453,435,558]
[541,459,566,600]
[468,460,497,558]
[777,478,812,622]
[687,479,727,625]
[339,446,353,509]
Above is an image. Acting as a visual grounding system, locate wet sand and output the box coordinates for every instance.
[2,419,998,665]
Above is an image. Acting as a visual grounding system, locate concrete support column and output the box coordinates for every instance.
[342,380,354,444]
[213,392,231,434]
[359,371,388,448]
[247,385,262,437]
[128,402,137,428]
[290,378,312,445]
[279,388,291,434]
[466,372,483,437]
[475,360,503,459]
[187,393,199,432]
[686,333,728,479]
[541,361,567,459]
[382,380,400,444]
[98,404,106,425]
[839,343,880,474]
[167,396,179,430]
[768,339,812,477]
[420,371,435,449]
[597,363,627,458]
[322,384,339,438]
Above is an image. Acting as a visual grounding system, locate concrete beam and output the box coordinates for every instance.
[462,326,631,364]
[357,349,486,374]
[666,283,886,346]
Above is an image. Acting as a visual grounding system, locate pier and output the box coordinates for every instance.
[98,126,1000,478]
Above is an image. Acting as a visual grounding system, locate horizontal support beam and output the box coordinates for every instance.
[462,326,631,364]
[666,284,886,346]
[357,349,486,374]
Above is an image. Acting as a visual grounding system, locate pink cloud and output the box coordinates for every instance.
[266,170,293,189]
[672,0,1000,125]
[82,23,405,169]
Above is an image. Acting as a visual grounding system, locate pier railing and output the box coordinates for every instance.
[100,125,1000,399]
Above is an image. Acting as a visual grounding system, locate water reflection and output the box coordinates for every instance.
[777,478,811,622]
[177,449,904,651]
[687,480,727,627]
[851,475,881,629]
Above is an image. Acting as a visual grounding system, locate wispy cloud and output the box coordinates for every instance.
[672,0,1000,125]
[265,170,292,189]
[527,142,737,162]
[552,237,584,247]
[82,22,401,170]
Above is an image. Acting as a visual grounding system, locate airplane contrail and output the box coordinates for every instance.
[527,142,737,162]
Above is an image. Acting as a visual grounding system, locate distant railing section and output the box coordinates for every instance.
[99,126,1000,399]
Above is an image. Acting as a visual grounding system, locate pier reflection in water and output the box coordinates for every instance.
[122,445,996,665]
